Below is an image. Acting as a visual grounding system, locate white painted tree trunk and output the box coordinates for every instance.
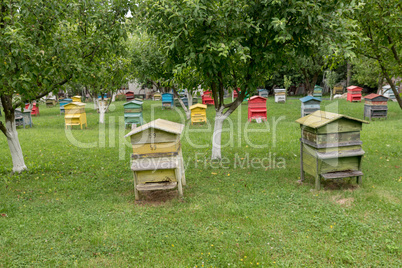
[93,97,98,110]
[99,100,105,124]
[112,93,116,102]
[211,110,227,159]
[5,119,27,173]
[28,102,33,110]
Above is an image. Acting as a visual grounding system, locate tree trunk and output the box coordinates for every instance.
[112,93,116,102]
[1,112,28,173]
[346,61,351,87]
[211,109,227,160]
[172,88,190,120]
[99,100,106,124]
[377,74,384,94]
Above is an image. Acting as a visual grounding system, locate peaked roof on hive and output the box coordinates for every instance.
[190,103,207,110]
[249,96,267,101]
[72,95,82,98]
[124,118,184,138]
[299,96,321,103]
[124,100,143,106]
[364,93,389,100]
[65,102,86,107]
[347,85,363,90]
[295,110,368,128]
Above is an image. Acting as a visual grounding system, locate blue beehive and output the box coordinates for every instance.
[300,96,321,117]
[258,89,268,98]
[59,98,73,114]
[162,93,174,109]
[313,85,323,99]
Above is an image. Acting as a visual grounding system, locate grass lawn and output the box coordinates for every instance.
[0,97,401,267]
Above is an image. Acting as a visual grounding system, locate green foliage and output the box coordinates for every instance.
[284,75,292,90]
[326,71,338,89]
[351,57,381,89]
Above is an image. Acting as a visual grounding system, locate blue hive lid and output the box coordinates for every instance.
[300,96,321,103]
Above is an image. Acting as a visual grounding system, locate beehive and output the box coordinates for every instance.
[25,103,39,116]
[174,97,188,107]
[313,85,323,99]
[248,96,267,122]
[382,85,397,102]
[346,86,362,102]
[46,98,57,108]
[59,98,72,114]
[333,86,344,95]
[134,93,145,100]
[153,93,162,101]
[64,102,87,129]
[296,111,368,190]
[202,91,214,105]
[15,108,32,128]
[190,104,207,124]
[124,119,186,200]
[300,96,321,117]
[363,93,388,120]
[125,91,135,101]
[258,89,268,98]
[162,93,174,109]
[124,100,143,127]
[72,96,82,102]
[274,88,286,103]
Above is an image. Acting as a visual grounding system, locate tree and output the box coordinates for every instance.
[351,0,402,108]
[325,70,338,100]
[0,0,130,172]
[351,56,383,92]
[133,0,357,159]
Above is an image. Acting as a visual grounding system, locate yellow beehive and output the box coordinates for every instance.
[124,119,186,200]
[190,103,207,125]
[64,102,87,129]
[72,96,82,102]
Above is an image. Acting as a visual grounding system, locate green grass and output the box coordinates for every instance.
[0,98,401,267]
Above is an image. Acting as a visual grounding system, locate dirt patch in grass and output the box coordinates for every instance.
[323,180,359,191]
[135,189,180,206]
[331,195,354,207]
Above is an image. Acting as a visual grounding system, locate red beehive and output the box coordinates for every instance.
[125,91,135,101]
[202,90,214,105]
[25,103,39,116]
[248,96,267,122]
[346,86,363,102]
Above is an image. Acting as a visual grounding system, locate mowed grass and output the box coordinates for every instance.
[0,97,401,267]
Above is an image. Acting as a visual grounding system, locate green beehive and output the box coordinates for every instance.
[124,100,143,128]
[296,111,368,190]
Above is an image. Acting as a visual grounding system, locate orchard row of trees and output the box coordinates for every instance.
[1,0,401,172]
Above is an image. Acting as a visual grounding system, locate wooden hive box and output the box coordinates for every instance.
[202,91,215,105]
[59,98,72,114]
[190,103,207,124]
[258,89,268,98]
[346,86,363,102]
[162,93,174,109]
[248,96,267,122]
[124,100,143,127]
[296,111,368,190]
[382,85,396,101]
[274,88,286,103]
[72,96,82,102]
[64,102,87,129]
[300,96,321,117]
[333,86,344,95]
[124,119,186,200]
[153,93,162,101]
[134,93,145,100]
[15,108,32,128]
[25,103,40,116]
[313,85,323,99]
[125,91,135,101]
[46,98,57,108]
[363,93,388,120]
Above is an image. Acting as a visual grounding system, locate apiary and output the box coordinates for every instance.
[347,86,362,102]
[125,91,135,102]
[153,93,162,101]
[72,96,82,102]
[202,91,214,105]
[363,93,388,120]
[15,108,32,128]
[313,85,323,99]
[25,103,39,116]
[274,88,286,103]
[46,98,57,108]
[162,93,174,109]
[300,96,321,117]
[59,98,72,114]
[190,104,207,124]
[296,111,368,190]
[64,102,87,129]
[124,100,143,127]
[124,119,186,200]
[258,89,268,98]
[248,96,267,122]
[333,86,344,95]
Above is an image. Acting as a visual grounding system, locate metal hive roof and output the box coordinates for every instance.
[295,110,368,128]
[124,118,184,137]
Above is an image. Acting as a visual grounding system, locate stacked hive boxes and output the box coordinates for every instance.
[382,85,396,102]
[59,98,72,114]
[363,93,388,120]
[15,108,32,128]
[153,93,162,101]
[202,91,214,105]
[125,91,135,102]
[274,88,286,103]
[72,96,82,102]
[124,100,143,127]
[333,86,344,95]
[124,119,186,200]
[313,85,323,99]
[300,96,321,117]
[25,103,39,116]
[46,98,57,108]
[346,86,362,102]
[162,93,174,109]
[190,104,207,124]
[248,96,267,122]
[64,102,87,129]
[296,111,368,190]
[258,89,268,98]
